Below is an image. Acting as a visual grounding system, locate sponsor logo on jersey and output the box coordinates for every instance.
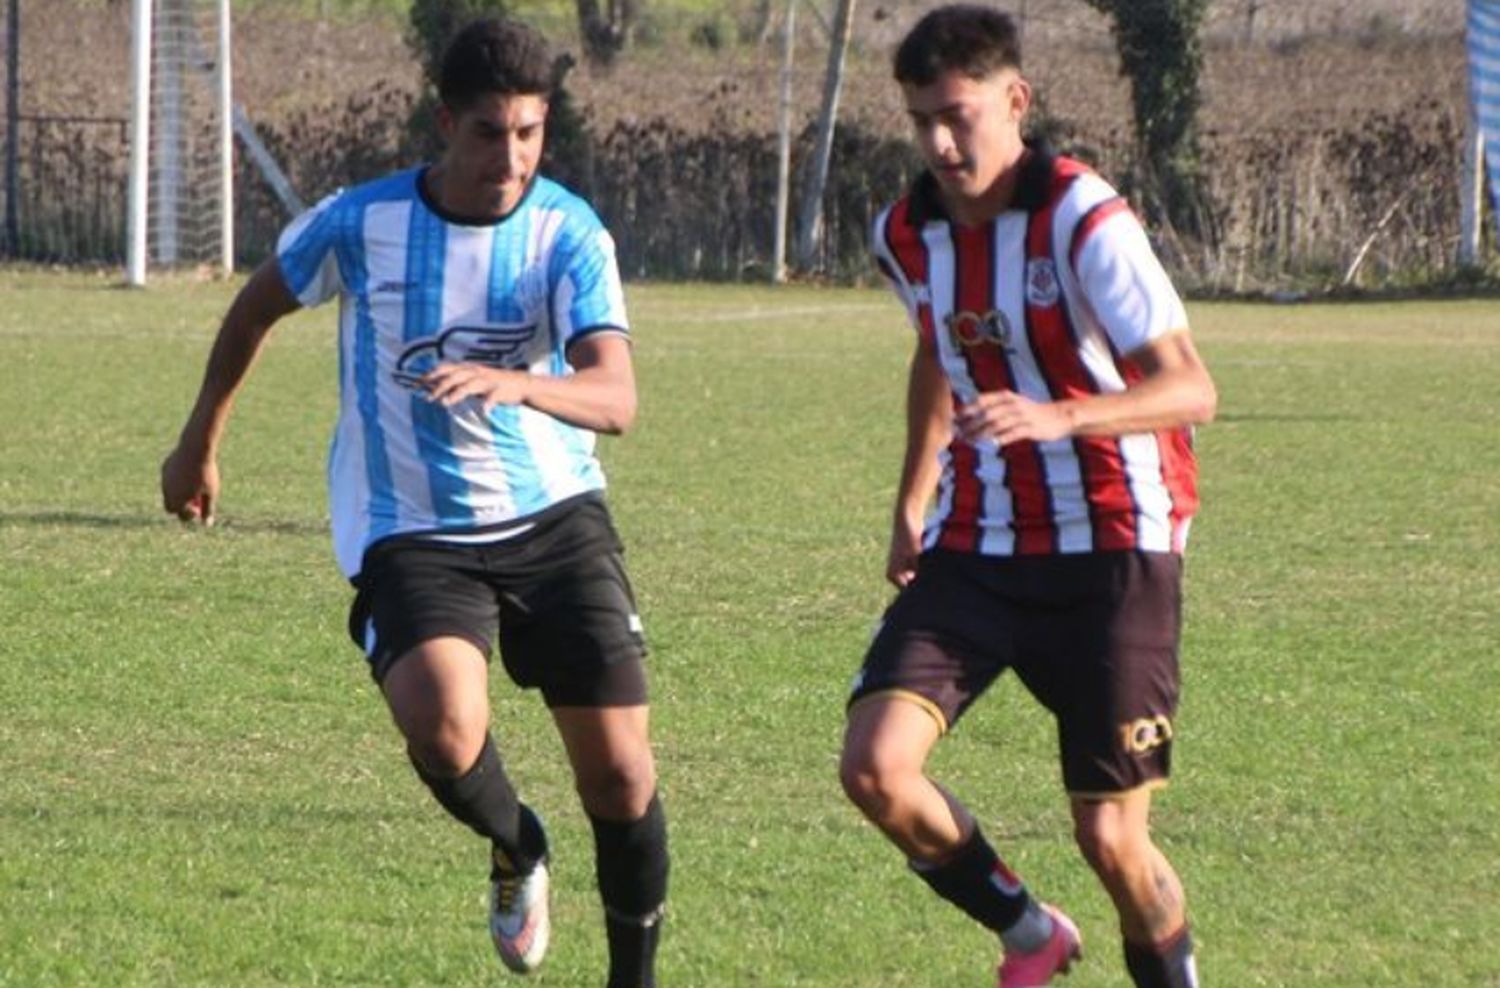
[393,322,537,388]
[1025,258,1060,308]
[909,281,933,306]
[945,308,1015,352]
[372,279,420,296]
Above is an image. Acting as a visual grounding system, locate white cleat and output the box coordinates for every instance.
[490,848,550,974]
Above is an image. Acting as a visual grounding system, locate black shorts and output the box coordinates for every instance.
[848,549,1183,797]
[347,496,648,707]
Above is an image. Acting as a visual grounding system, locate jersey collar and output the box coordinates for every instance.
[907,141,1055,227]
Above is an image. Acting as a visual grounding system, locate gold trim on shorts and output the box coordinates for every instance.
[847,688,950,736]
[1067,777,1170,801]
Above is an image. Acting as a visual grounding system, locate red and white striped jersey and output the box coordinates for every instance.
[872,152,1198,557]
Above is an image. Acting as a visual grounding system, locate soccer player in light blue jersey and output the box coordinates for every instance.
[161,19,667,986]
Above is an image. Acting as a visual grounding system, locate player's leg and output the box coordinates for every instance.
[840,696,1065,971]
[553,701,668,988]
[1024,551,1195,987]
[1071,791,1197,988]
[499,500,665,988]
[383,641,553,974]
[351,541,548,972]
[840,551,1064,972]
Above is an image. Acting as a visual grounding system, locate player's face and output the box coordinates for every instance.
[902,67,1030,218]
[438,92,548,217]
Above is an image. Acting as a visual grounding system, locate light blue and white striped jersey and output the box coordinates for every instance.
[276,169,629,577]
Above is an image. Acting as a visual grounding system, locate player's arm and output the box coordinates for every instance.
[420,330,638,434]
[888,335,951,588]
[954,329,1216,446]
[160,259,302,524]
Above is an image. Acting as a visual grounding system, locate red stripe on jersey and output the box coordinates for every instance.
[1025,180,1139,551]
[883,198,937,350]
[944,222,1054,554]
[1158,425,1199,551]
[937,223,994,552]
[883,199,977,551]
[1069,196,1133,273]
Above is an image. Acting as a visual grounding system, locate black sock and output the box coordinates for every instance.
[408,735,540,873]
[589,795,669,988]
[910,825,1033,935]
[1124,925,1198,988]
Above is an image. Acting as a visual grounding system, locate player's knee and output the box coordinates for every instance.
[403,708,489,777]
[575,754,656,819]
[839,748,911,819]
[1073,807,1142,881]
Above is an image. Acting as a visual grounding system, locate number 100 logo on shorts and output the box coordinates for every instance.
[1119,715,1173,755]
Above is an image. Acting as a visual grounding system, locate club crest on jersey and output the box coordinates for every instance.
[1025,258,1061,308]
[393,322,537,389]
[945,308,1015,352]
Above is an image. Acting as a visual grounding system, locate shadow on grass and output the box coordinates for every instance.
[0,511,325,536]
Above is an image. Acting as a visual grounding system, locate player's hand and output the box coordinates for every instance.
[956,390,1072,446]
[886,514,925,589]
[420,362,530,411]
[160,445,219,526]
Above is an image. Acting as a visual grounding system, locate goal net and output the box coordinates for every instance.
[128,0,232,282]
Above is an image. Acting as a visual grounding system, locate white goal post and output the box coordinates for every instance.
[126,0,233,285]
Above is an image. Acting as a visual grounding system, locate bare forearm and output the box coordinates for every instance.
[520,366,637,434]
[177,261,297,453]
[895,343,952,524]
[1059,362,1216,437]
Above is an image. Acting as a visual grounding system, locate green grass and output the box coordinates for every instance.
[1,269,1497,986]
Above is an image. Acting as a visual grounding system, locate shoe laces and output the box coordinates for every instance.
[494,869,524,914]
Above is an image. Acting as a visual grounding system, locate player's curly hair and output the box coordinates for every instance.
[894,4,1021,86]
[439,18,555,108]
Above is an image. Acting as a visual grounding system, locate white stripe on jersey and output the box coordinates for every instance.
[874,158,1196,558]
[1052,175,1182,554]
[278,171,626,577]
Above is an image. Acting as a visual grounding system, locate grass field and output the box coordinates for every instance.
[1,269,1497,987]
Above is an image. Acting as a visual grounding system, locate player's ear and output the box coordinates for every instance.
[1008,76,1032,123]
[435,101,457,143]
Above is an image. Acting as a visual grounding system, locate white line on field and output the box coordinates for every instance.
[645,303,891,324]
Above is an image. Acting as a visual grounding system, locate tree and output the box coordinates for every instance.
[795,0,857,271]
[1083,0,1209,238]
[575,0,639,67]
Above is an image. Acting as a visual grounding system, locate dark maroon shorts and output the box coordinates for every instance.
[848,549,1183,796]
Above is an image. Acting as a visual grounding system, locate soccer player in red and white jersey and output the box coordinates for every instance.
[839,7,1216,988]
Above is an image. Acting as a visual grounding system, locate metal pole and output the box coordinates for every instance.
[772,0,795,284]
[217,0,232,274]
[126,0,151,285]
[1459,103,1483,268]
[5,0,19,258]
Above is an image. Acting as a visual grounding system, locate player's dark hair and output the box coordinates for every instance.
[439,18,554,109]
[894,4,1021,86]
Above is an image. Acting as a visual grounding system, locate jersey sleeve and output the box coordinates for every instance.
[871,207,932,345]
[1071,204,1188,356]
[551,212,629,346]
[275,191,344,308]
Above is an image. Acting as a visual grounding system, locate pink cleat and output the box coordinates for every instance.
[997,905,1082,988]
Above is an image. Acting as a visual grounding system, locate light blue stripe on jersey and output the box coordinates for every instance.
[405,204,476,528]
[278,206,337,298]
[486,201,546,512]
[343,199,399,545]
